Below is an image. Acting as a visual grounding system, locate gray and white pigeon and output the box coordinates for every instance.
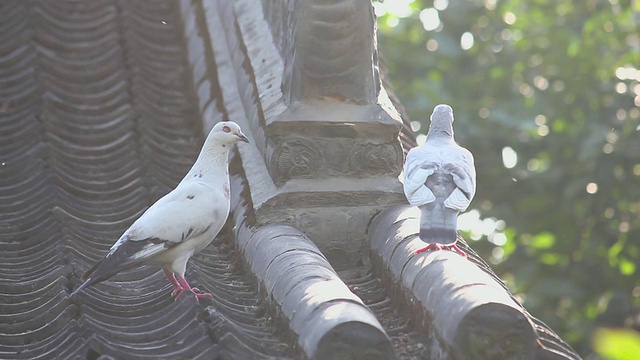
[403,104,476,257]
[72,121,249,299]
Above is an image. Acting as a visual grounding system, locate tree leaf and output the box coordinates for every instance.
[593,328,640,360]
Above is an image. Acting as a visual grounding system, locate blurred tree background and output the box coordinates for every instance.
[375,0,640,357]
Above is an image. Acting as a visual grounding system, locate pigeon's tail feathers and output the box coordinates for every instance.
[70,262,101,295]
[81,259,101,281]
[71,257,126,296]
[444,188,472,211]
[71,236,167,295]
[71,275,99,297]
[418,227,457,244]
[418,203,458,245]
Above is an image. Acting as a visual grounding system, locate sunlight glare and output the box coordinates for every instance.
[489,232,508,246]
[480,218,497,236]
[537,125,549,136]
[419,8,440,31]
[426,39,439,51]
[434,0,449,11]
[615,82,627,94]
[458,209,480,232]
[460,32,474,50]
[491,247,505,264]
[615,66,640,81]
[383,0,415,18]
[502,146,518,169]
[503,12,517,25]
[373,1,386,17]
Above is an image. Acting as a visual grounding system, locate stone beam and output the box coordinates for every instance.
[369,205,541,360]
[285,0,379,104]
[197,0,406,269]
[228,157,396,360]
[179,0,407,269]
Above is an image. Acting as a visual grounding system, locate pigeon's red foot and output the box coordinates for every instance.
[172,274,214,300]
[444,243,467,258]
[415,243,442,254]
[188,286,213,299]
[164,269,214,300]
[194,291,213,299]
[171,287,184,298]
[171,288,187,299]
[164,268,185,298]
[415,243,467,258]
[171,287,213,300]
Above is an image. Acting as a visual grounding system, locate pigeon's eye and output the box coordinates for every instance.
[222,126,231,133]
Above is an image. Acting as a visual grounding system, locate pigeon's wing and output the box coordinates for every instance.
[403,146,438,206]
[81,182,225,283]
[443,146,476,211]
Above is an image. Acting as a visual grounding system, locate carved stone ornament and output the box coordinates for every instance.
[271,139,320,183]
[349,142,403,175]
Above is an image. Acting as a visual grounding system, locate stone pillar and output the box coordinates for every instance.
[235,0,406,269]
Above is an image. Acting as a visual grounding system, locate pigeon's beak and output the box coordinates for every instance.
[236,133,250,143]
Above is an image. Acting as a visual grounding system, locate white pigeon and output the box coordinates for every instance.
[403,104,476,257]
[72,121,249,299]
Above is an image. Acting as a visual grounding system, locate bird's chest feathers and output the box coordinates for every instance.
[179,184,228,216]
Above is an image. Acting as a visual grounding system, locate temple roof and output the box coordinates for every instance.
[0,1,578,359]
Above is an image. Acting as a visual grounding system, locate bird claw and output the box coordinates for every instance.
[171,286,213,300]
[415,243,467,258]
[415,243,442,254]
[172,290,185,300]
[194,291,213,299]
[169,274,214,300]
[447,244,468,258]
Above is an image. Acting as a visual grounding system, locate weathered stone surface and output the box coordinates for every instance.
[229,165,396,360]
[193,0,405,269]
[266,103,404,184]
[1,0,580,359]
[0,1,292,358]
[278,0,379,104]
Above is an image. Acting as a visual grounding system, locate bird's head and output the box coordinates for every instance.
[428,104,455,137]
[431,104,454,124]
[210,121,250,145]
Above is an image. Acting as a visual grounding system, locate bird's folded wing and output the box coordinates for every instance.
[98,182,224,271]
[404,150,437,206]
[443,188,471,211]
[444,149,476,211]
[82,234,171,281]
[451,149,476,195]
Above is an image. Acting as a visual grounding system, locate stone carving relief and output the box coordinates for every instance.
[349,142,403,175]
[271,139,320,183]
[270,138,403,184]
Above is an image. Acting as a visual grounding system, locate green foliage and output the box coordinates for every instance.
[593,328,640,360]
[376,0,640,356]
